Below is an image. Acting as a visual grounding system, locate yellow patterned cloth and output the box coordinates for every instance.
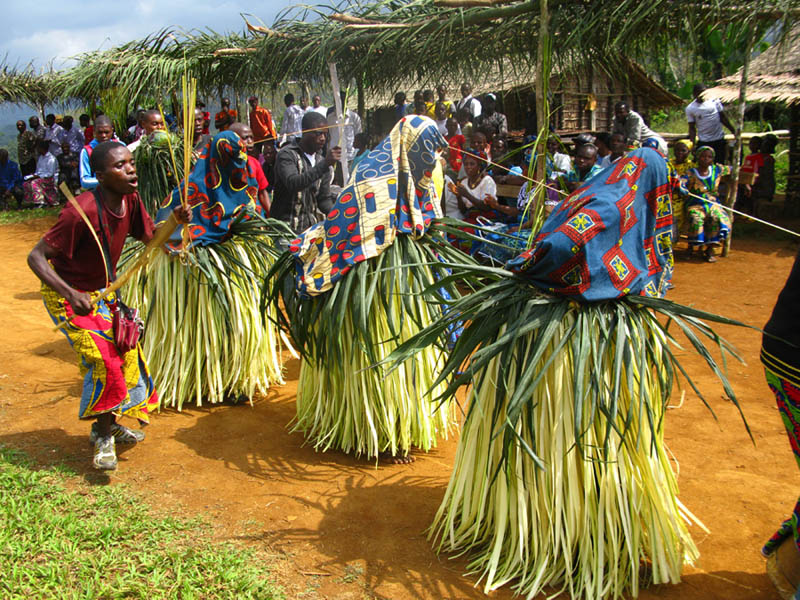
[289,115,447,296]
[42,284,158,421]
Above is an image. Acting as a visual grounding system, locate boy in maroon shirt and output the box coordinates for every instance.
[27,142,191,470]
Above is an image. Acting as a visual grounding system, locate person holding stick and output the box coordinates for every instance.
[27,141,191,471]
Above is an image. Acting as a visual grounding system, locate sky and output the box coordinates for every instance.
[0,1,301,133]
[5,0,298,70]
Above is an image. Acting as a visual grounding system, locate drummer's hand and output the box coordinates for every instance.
[68,290,93,316]
[174,205,193,224]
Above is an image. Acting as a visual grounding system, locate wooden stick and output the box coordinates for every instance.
[328,13,380,25]
[53,211,180,332]
[328,62,349,186]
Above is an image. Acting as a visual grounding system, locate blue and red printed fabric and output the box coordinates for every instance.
[155,131,260,251]
[289,116,447,296]
[506,148,674,301]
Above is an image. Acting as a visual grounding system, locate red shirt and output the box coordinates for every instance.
[247,156,269,192]
[742,152,765,174]
[202,111,210,135]
[44,191,155,291]
[83,126,94,143]
[445,134,465,172]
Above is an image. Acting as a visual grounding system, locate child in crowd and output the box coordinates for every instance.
[668,139,694,242]
[444,117,465,176]
[434,102,449,136]
[456,108,473,141]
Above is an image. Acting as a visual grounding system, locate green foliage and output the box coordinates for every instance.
[0,445,284,600]
[0,207,60,224]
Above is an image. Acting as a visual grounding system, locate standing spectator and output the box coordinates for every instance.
[44,114,65,157]
[280,93,305,144]
[0,149,24,209]
[308,95,327,117]
[16,120,38,176]
[434,102,449,136]
[456,83,482,123]
[127,109,145,143]
[229,123,271,215]
[300,96,309,112]
[436,85,455,118]
[192,107,211,154]
[127,110,165,153]
[80,116,117,190]
[686,84,735,164]
[23,140,59,207]
[476,93,508,139]
[248,96,278,154]
[197,101,211,134]
[612,102,666,153]
[523,92,539,138]
[261,142,277,194]
[79,114,93,145]
[215,98,237,132]
[272,111,341,232]
[58,141,81,194]
[456,108,473,142]
[393,92,408,122]
[751,133,778,210]
[61,116,85,154]
[29,116,45,141]
[423,89,436,119]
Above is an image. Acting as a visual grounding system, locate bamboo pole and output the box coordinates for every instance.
[723,30,753,257]
[534,0,549,189]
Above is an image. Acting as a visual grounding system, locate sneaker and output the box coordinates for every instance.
[93,435,117,470]
[89,422,146,445]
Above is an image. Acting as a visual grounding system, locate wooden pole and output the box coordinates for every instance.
[722,30,753,257]
[787,103,800,218]
[534,0,549,192]
[329,62,349,185]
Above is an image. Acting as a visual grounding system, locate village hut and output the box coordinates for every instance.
[706,24,800,216]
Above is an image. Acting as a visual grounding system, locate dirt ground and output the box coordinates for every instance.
[1,216,798,600]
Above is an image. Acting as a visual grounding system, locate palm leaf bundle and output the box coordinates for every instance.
[122,215,291,410]
[385,266,750,599]
[133,133,184,218]
[265,227,471,461]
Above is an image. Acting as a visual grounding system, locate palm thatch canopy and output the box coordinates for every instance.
[706,24,800,103]
[0,64,59,108]
[55,0,797,107]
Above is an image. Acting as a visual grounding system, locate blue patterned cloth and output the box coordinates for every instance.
[155,131,259,250]
[506,148,674,301]
[289,116,447,295]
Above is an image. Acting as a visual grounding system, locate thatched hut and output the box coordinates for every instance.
[706,25,800,216]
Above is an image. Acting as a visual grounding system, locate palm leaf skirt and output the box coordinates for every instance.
[123,233,285,410]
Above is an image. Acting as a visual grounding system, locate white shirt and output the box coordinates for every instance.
[281,104,305,139]
[436,119,448,136]
[45,124,64,156]
[551,152,572,177]
[686,98,726,142]
[308,105,327,117]
[457,95,482,119]
[35,152,58,179]
[327,110,363,161]
[443,174,496,220]
[303,152,316,167]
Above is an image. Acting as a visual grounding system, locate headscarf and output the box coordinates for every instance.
[155,131,258,251]
[290,115,447,296]
[696,145,715,158]
[507,148,674,301]
[675,139,693,152]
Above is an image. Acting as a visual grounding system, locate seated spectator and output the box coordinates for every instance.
[23,139,59,207]
[608,133,627,165]
[594,132,612,168]
[476,93,508,139]
[686,146,732,262]
[57,141,81,194]
[547,136,571,177]
[443,150,497,220]
[564,143,602,193]
[458,129,492,179]
[444,117,465,176]
[0,149,24,209]
[668,139,694,240]
[44,114,64,157]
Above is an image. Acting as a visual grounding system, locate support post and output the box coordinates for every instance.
[723,30,753,257]
[329,62,349,185]
[533,0,549,191]
[787,103,800,217]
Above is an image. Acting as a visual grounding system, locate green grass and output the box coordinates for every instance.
[0,446,284,600]
[0,206,60,224]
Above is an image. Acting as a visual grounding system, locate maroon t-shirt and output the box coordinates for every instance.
[44,190,155,291]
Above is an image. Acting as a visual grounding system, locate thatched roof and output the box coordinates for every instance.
[706,24,800,104]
